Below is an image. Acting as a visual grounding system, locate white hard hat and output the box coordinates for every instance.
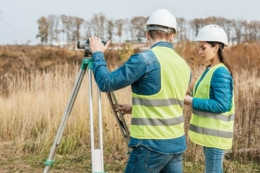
[146,9,177,33]
[195,24,228,46]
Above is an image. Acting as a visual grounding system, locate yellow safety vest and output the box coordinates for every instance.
[131,46,190,139]
[189,63,235,149]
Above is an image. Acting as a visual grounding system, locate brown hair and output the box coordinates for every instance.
[207,41,233,76]
[147,25,175,41]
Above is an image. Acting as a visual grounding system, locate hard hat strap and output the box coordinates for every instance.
[146,25,172,33]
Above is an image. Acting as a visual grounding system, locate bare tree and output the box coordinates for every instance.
[176,17,188,42]
[36,16,49,44]
[47,14,60,45]
[91,12,107,39]
[189,18,204,39]
[106,19,114,41]
[73,17,84,42]
[123,18,130,41]
[254,21,260,42]
[233,20,245,43]
[248,20,260,42]
[84,21,92,40]
[115,19,125,43]
[59,15,84,45]
[53,15,61,44]
[60,15,71,44]
[222,19,233,45]
[48,15,55,44]
[130,16,147,42]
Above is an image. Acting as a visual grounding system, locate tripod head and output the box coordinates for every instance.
[77,39,107,57]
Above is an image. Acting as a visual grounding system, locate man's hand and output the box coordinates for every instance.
[89,37,110,53]
[117,104,132,115]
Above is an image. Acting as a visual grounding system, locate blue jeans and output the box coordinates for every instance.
[203,146,225,173]
[124,146,183,173]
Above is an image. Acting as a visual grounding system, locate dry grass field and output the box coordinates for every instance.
[0,42,259,172]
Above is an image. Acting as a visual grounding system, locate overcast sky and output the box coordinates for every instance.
[0,0,260,45]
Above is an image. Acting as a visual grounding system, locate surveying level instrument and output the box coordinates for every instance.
[43,40,130,173]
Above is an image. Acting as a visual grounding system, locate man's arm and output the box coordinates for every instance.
[91,52,147,92]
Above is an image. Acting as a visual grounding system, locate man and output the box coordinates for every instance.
[89,8,190,173]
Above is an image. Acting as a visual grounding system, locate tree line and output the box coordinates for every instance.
[36,13,260,45]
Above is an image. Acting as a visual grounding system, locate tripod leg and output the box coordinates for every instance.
[43,68,86,173]
[106,92,130,148]
[89,69,105,172]
[97,87,104,171]
[88,69,95,171]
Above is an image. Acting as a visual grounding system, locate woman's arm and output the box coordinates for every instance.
[192,67,233,113]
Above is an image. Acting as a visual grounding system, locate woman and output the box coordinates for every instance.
[184,24,234,173]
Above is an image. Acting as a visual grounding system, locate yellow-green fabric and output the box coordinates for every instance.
[189,63,235,149]
[131,46,190,139]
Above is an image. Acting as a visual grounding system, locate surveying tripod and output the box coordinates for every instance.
[43,52,130,173]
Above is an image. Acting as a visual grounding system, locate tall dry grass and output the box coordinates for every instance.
[0,62,132,166]
[0,42,260,171]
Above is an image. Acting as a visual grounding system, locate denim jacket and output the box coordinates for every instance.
[92,42,186,154]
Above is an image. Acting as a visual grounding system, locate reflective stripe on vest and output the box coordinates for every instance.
[131,116,184,126]
[188,63,235,149]
[192,109,234,122]
[189,124,233,138]
[133,97,184,107]
[131,46,190,139]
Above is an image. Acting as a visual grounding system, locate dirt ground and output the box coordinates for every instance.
[0,141,88,173]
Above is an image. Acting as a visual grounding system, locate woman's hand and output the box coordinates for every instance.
[117,104,132,115]
[184,95,193,105]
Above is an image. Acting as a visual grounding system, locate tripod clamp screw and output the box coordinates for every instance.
[81,58,94,70]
